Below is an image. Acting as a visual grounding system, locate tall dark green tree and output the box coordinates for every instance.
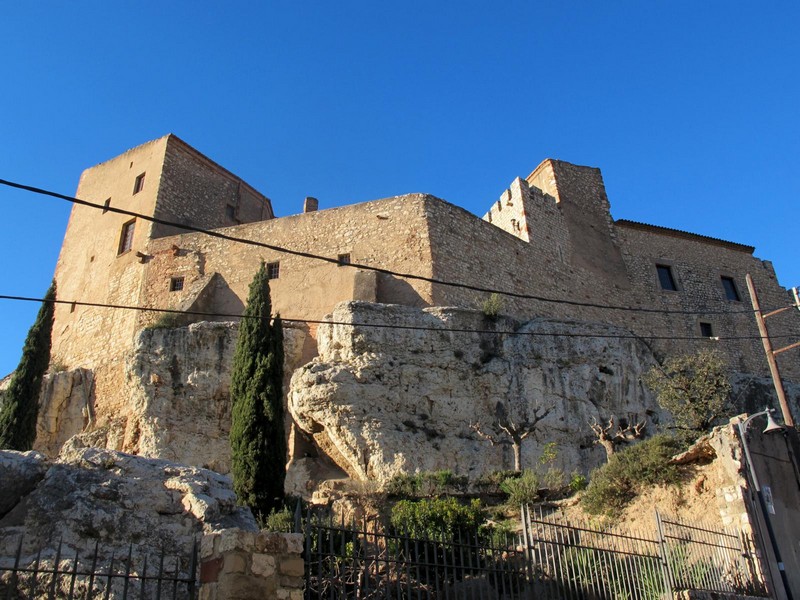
[0,281,56,450]
[229,263,286,517]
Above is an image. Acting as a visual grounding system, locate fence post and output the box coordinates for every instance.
[655,510,676,595]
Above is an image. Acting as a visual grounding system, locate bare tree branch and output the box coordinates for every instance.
[589,414,647,460]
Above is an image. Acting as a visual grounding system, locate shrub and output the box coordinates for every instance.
[542,467,566,491]
[145,312,183,330]
[538,442,558,466]
[474,470,519,494]
[500,470,540,507]
[568,471,588,493]
[390,497,484,538]
[385,470,468,498]
[260,506,295,532]
[481,293,504,319]
[581,434,683,517]
[644,349,733,441]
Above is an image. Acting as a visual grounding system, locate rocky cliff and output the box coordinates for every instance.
[0,441,256,575]
[34,321,307,474]
[31,301,798,495]
[288,302,666,485]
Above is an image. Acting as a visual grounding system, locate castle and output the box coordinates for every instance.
[46,134,799,459]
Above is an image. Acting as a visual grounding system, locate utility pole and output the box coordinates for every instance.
[746,274,798,427]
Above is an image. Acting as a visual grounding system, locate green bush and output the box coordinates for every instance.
[145,313,183,330]
[538,442,558,466]
[390,497,484,538]
[581,434,683,517]
[500,470,540,507]
[385,470,468,498]
[474,470,519,494]
[568,471,588,493]
[481,293,504,319]
[259,506,294,532]
[542,467,566,491]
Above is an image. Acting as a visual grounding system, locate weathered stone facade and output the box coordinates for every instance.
[43,135,799,460]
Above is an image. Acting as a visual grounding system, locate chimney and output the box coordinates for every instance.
[304,197,319,213]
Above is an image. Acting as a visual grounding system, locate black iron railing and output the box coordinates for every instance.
[0,536,198,600]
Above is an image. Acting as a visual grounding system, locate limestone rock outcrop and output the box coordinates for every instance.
[0,443,256,568]
[121,321,239,473]
[35,368,94,456]
[37,321,306,473]
[289,302,665,485]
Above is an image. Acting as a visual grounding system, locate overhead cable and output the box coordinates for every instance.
[0,178,790,317]
[0,294,794,343]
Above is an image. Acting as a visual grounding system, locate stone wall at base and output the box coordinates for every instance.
[200,530,304,600]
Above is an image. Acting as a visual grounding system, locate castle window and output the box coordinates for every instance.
[337,253,351,266]
[267,262,280,280]
[656,264,678,291]
[133,173,146,195]
[117,219,136,255]
[169,276,185,292]
[700,322,714,338]
[721,276,741,301]
[225,204,236,221]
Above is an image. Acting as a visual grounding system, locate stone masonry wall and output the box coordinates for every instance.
[482,178,530,242]
[46,140,799,461]
[152,136,272,239]
[51,137,170,420]
[616,223,800,379]
[200,530,304,600]
[137,193,437,332]
[423,192,799,381]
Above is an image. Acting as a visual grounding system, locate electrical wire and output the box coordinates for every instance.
[0,294,794,343]
[1,177,791,317]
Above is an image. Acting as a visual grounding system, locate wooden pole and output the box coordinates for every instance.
[746,274,795,427]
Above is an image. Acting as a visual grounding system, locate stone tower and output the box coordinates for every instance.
[50,135,273,412]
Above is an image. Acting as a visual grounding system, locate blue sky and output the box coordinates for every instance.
[1,2,799,376]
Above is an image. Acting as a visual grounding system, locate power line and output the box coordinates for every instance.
[0,293,794,343]
[0,177,789,318]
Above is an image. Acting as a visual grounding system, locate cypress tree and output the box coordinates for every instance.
[0,281,56,450]
[229,263,286,517]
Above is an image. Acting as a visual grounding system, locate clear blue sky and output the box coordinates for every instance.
[1,2,798,376]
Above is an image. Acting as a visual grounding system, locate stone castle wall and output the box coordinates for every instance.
[152,136,272,239]
[137,193,436,333]
[43,136,800,457]
[442,198,797,378]
[51,135,278,427]
[51,137,170,419]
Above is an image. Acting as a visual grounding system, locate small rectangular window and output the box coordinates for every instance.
[226,204,236,221]
[169,276,185,292]
[267,262,280,280]
[700,322,714,338]
[133,173,146,195]
[118,219,136,255]
[656,265,678,291]
[721,276,741,301]
[337,253,351,266]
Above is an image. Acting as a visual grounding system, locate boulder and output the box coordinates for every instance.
[0,443,256,567]
[289,301,666,485]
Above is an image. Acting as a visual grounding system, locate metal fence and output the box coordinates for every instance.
[521,504,666,600]
[299,506,769,600]
[302,514,529,600]
[0,536,198,600]
[655,512,766,597]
